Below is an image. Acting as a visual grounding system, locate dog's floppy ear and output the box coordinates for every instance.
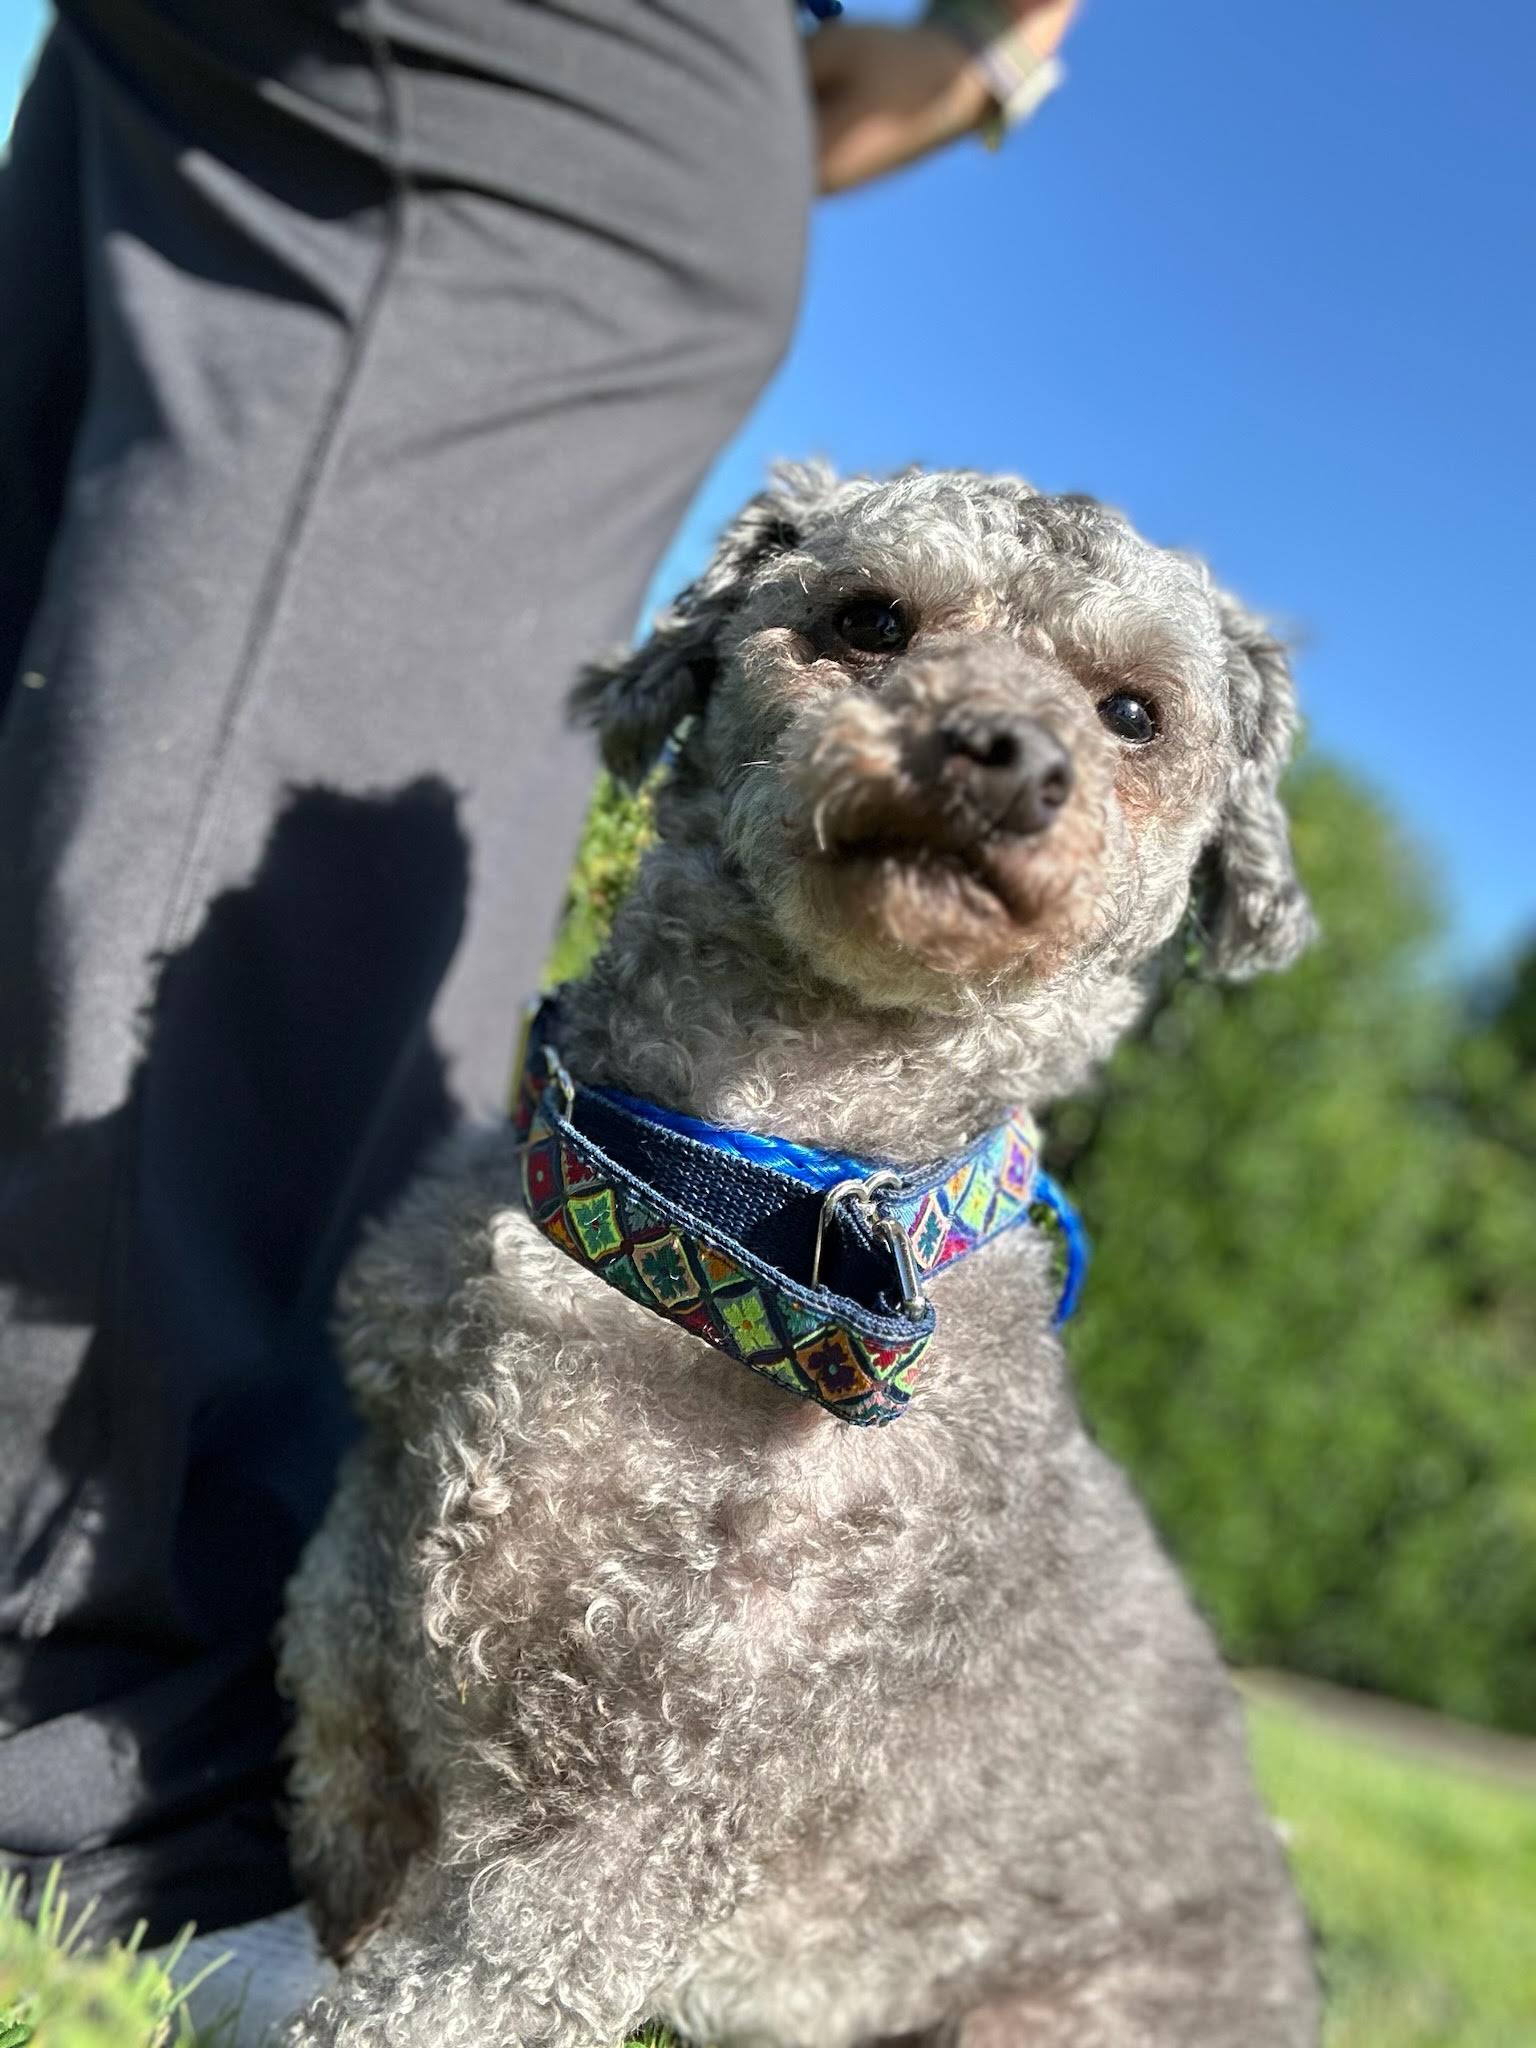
[1199,592,1318,979]
[570,464,835,786]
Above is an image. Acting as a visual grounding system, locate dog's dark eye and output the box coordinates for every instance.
[1097,692,1159,744]
[834,596,911,656]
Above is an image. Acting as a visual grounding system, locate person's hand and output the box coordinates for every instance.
[808,6,1078,196]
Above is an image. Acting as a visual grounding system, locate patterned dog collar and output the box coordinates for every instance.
[512,998,1086,1427]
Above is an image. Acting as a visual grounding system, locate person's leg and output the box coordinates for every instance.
[0,30,88,718]
[155,1906,337,2048]
[0,0,809,1943]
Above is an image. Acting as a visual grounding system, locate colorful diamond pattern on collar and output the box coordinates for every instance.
[519,1098,928,1426]
[509,993,1078,1427]
[887,1114,1040,1279]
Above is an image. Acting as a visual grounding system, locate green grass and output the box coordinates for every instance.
[1246,1698,1536,2048]
[0,1870,225,2048]
[4,1699,1529,2046]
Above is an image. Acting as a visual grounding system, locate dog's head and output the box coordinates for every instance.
[575,466,1314,1009]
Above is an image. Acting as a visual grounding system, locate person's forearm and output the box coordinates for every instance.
[923,0,1072,145]
[807,0,1078,195]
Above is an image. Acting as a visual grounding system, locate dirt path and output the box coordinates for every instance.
[1237,1667,1536,1792]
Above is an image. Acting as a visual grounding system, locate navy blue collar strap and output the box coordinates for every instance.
[512,996,1087,1426]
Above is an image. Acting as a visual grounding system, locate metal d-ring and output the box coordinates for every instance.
[810,1168,927,1321]
[874,1212,928,1321]
[543,1043,576,1117]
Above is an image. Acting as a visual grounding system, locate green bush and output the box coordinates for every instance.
[546,771,654,988]
[1057,764,1536,1731]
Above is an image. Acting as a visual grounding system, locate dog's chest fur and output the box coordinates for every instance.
[355,1126,1071,1704]
[316,1123,1301,2042]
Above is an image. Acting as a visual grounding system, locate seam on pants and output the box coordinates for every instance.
[159,13,414,956]
[20,13,416,1642]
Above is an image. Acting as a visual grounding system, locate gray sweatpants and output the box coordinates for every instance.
[0,0,808,1942]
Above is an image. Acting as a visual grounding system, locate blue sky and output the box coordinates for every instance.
[5,2,1533,963]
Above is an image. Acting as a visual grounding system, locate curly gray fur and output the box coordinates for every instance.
[279,467,1320,2048]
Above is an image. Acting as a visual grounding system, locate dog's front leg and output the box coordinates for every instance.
[284,1791,758,2048]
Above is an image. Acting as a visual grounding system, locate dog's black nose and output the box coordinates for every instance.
[937,713,1074,836]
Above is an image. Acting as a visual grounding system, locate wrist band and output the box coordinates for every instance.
[925,0,1065,148]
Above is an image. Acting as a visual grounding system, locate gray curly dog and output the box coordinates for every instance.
[278,465,1322,2048]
